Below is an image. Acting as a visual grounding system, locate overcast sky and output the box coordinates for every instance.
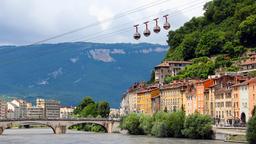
[0,0,210,46]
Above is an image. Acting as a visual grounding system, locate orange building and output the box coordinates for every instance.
[248,78,256,118]
[195,79,214,114]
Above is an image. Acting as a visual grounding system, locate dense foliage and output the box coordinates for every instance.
[71,96,110,132]
[166,0,256,61]
[183,113,213,139]
[247,115,256,144]
[73,96,110,118]
[164,0,256,81]
[164,55,238,83]
[120,111,212,139]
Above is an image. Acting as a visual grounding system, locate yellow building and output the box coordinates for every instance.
[137,86,160,115]
[160,82,187,112]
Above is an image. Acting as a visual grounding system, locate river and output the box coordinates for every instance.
[0,128,234,144]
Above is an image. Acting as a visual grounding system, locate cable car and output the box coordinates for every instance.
[143,21,151,37]
[153,18,161,33]
[163,15,171,30]
[133,24,141,40]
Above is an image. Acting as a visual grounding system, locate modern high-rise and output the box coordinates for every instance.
[36,99,60,119]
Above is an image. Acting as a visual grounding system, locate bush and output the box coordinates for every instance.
[120,113,143,135]
[247,116,256,144]
[169,111,186,137]
[151,121,169,137]
[183,113,213,139]
[139,114,153,134]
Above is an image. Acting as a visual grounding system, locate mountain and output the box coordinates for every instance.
[0,42,167,108]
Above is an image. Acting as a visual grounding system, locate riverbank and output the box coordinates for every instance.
[1,128,236,144]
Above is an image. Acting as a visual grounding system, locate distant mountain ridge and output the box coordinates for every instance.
[0,42,167,107]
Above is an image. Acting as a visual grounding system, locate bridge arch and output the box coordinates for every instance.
[2,121,56,134]
[67,121,108,133]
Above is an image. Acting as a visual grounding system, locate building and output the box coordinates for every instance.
[10,99,28,118]
[248,78,256,118]
[150,87,161,113]
[45,100,60,119]
[239,53,256,73]
[120,82,146,116]
[160,81,189,113]
[154,61,192,84]
[195,79,214,114]
[185,83,197,115]
[7,102,20,119]
[60,107,74,119]
[27,107,44,119]
[137,89,152,114]
[0,99,7,119]
[109,108,120,118]
[36,99,60,119]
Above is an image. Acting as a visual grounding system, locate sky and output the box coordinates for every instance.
[0,0,210,46]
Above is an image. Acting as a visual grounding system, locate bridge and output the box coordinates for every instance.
[0,118,120,135]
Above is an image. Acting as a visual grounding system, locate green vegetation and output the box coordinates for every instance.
[70,96,110,132]
[183,113,213,139]
[120,111,213,139]
[247,115,256,144]
[164,0,256,82]
[73,96,110,118]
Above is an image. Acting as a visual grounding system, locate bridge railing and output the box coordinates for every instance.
[0,117,120,122]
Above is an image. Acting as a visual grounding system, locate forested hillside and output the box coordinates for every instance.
[164,0,256,83]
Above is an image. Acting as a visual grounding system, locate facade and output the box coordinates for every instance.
[239,53,256,73]
[44,100,60,119]
[109,108,120,118]
[154,61,192,84]
[27,107,44,119]
[7,102,20,119]
[248,78,256,118]
[160,82,187,112]
[10,99,28,118]
[150,87,161,113]
[60,107,74,119]
[36,99,60,119]
[0,99,7,119]
[120,82,146,116]
[137,89,152,114]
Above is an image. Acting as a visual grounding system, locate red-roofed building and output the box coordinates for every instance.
[154,61,192,84]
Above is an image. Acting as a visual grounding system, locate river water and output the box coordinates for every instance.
[0,128,233,144]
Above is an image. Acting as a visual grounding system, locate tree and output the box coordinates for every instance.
[247,115,256,144]
[74,96,95,115]
[120,113,143,135]
[151,121,169,137]
[80,103,98,117]
[196,30,225,57]
[169,111,185,137]
[97,101,110,118]
[139,114,153,134]
[183,113,213,139]
[238,14,256,47]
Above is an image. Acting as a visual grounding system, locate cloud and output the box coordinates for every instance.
[73,78,82,84]
[88,49,115,62]
[70,57,79,63]
[0,0,209,45]
[37,78,49,85]
[89,4,114,30]
[135,47,168,54]
[110,49,126,54]
[48,67,63,79]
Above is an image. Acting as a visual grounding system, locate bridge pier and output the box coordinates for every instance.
[52,126,67,134]
[0,127,4,135]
